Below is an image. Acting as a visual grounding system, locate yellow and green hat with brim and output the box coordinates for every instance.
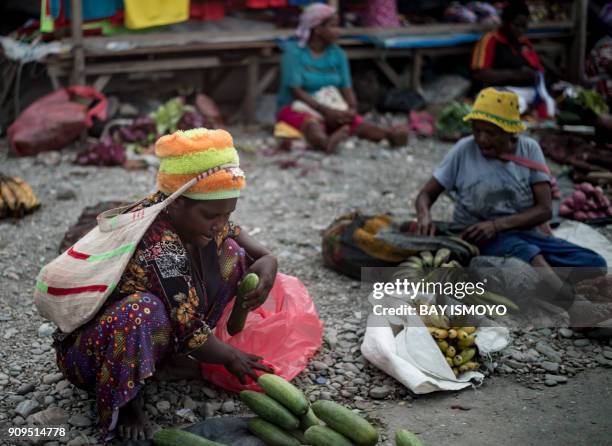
[155,128,245,200]
[463,87,526,133]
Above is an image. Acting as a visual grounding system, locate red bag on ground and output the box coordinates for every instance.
[200,273,323,393]
[8,86,107,156]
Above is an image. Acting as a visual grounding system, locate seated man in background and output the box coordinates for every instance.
[414,88,608,325]
[470,1,554,116]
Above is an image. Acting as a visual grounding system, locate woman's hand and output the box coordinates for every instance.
[416,211,436,236]
[242,254,278,311]
[322,108,353,127]
[461,221,496,245]
[223,346,273,384]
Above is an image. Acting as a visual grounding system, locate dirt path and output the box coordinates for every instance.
[1,130,611,445]
[379,369,612,446]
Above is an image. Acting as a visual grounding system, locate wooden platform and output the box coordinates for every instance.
[43,0,586,124]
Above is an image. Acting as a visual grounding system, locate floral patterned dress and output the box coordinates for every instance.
[53,193,248,437]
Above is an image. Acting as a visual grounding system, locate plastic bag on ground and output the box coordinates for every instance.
[200,273,323,392]
[8,86,107,156]
[361,292,509,394]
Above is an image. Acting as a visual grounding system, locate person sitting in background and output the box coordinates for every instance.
[276,3,408,152]
[414,88,608,325]
[470,1,554,116]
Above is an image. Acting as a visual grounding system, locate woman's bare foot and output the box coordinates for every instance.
[117,392,154,441]
[326,125,350,153]
[568,295,612,328]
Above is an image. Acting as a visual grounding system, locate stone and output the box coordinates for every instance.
[56,187,77,201]
[324,328,338,349]
[68,414,92,427]
[535,342,562,363]
[145,404,159,417]
[545,374,568,384]
[15,399,40,418]
[43,373,65,385]
[29,407,69,426]
[183,396,198,411]
[558,328,573,339]
[13,416,26,425]
[603,350,612,361]
[316,376,327,385]
[156,400,171,413]
[311,361,328,371]
[199,401,221,418]
[574,339,591,347]
[66,436,89,446]
[596,355,612,367]
[16,383,36,395]
[44,396,55,405]
[221,401,235,414]
[369,386,391,399]
[202,387,218,399]
[36,151,62,167]
[8,395,26,403]
[504,359,524,370]
[541,361,560,373]
[544,379,557,387]
[176,408,198,423]
[56,380,71,392]
[38,323,55,338]
[3,327,18,339]
[319,392,332,400]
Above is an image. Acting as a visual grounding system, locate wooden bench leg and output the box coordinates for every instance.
[375,59,401,88]
[411,50,423,93]
[244,57,259,125]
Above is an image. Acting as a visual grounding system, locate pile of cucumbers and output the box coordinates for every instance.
[244,374,425,446]
[152,373,426,445]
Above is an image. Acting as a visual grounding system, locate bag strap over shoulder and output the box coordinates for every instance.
[498,153,551,175]
[97,164,240,232]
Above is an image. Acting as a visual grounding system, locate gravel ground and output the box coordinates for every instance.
[1,130,611,446]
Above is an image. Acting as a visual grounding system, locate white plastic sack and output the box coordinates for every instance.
[361,293,510,394]
[554,220,612,267]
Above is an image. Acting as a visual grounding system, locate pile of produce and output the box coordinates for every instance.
[556,87,609,126]
[394,248,520,311]
[75,98,206,167]
[558,182,612,221]
[435,101,472,141]
[247,374,423,446]
[428,325,480,378]
[0,173,40,219]
[152,373,425,445]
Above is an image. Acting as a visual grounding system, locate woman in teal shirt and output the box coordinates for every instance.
[276,4,407,152]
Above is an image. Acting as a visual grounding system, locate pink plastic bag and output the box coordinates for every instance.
[200,273,323,393]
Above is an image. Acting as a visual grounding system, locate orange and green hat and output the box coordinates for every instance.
[463,87,526,133]
[155,128,245,200]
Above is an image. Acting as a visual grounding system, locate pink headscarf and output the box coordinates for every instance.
[296,3,337,48]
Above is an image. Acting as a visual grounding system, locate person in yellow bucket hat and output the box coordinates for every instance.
[414,88,608,325]
[51,129,278,441]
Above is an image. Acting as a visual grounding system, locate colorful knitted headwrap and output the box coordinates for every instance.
[155,128,245,200]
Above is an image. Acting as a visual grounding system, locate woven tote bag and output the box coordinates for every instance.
[34,165,238,333]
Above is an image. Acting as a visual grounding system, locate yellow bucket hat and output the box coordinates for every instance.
[463,88,526,133]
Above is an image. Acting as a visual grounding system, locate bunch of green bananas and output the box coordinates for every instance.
[394,248,520,312]
[0,174,40,219]
[428,326,480,376]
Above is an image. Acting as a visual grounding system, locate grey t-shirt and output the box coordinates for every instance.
[433,135,550,230]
